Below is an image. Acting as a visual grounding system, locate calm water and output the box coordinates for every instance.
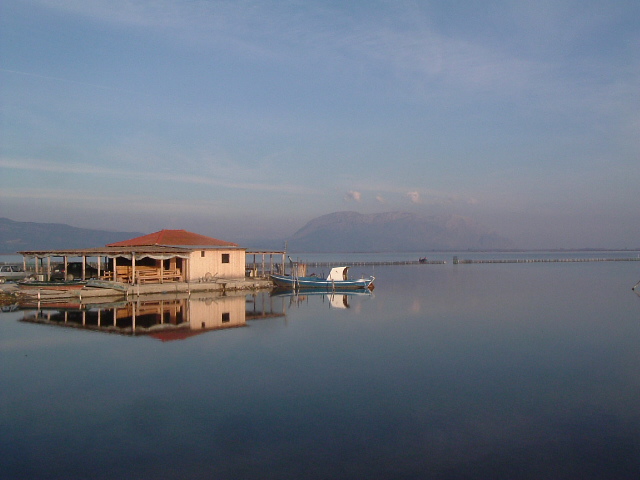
[1,256,639,479]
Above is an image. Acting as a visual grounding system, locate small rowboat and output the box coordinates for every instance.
[18,280,87,291]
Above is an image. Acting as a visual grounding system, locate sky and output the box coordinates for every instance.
[1,0,639,249]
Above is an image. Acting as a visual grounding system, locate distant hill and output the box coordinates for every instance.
[0,218,143,254]
[286,211,512,252]
[0,212,512,255]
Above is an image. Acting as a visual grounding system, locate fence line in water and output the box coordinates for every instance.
[454,257,640,264]
[248,257,640,270]
[304,260,446,267]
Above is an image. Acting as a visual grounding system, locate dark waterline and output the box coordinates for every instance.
[1,260,639,479]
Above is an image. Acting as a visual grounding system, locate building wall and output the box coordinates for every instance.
[187,248,245,281]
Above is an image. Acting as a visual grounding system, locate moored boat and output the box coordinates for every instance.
[18,280,87,291]
[270,266,374,290]
[85,279,129,291]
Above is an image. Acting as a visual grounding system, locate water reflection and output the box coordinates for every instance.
[270,288,373,310]
[19,292,287,340]
[17,289,375,339]
[3,263,639,479]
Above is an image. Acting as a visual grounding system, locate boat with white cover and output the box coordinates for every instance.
[270,266,374,290]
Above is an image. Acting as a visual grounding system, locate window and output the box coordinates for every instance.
[201,251,206,257]
[222,312,230,323]
[222,253,229,263]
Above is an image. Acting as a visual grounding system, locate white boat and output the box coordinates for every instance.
[270,266,374,290]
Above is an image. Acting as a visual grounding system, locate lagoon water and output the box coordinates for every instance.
[1,253,639,479]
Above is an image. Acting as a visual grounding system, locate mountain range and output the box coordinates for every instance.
[0,212,511,254]
[0,217,142,254]
[285,211,512,252]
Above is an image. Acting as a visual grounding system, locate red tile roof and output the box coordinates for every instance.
[106,229,238,247]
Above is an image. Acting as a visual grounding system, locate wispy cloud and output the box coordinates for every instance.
[336,178,483,209]
[0,157,318,195]
[406,191,421,204]
[32,1,533,91]
[0,68,135,92]
[34,0,191,29]
[31,0,636,111]
[32,0,298,60]
[0,187,234,216]
[344,190,362,202]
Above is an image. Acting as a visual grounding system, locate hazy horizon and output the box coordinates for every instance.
[2,1,639,249]
[2,214,640,252]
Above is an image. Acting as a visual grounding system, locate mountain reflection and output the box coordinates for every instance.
[19,292,286,341]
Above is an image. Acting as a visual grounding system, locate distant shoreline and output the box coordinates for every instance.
[3,248,640,256]
[286,248,640,255]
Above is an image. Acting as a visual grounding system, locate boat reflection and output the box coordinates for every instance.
[19,292,285,341]
[270,288,374,309]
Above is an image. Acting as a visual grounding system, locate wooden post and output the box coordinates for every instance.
[131,254,136,285]
[113,257,117,282]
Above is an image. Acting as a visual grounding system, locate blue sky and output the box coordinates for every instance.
[1,0,639,248]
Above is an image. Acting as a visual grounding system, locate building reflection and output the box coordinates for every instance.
[19,292,285,341]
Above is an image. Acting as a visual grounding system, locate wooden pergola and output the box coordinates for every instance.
[19,246,192,284]
[245,250,286,277]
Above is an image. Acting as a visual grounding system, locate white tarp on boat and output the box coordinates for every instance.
[327,266,349,281]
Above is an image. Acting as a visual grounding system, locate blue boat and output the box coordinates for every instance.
[270,266,374,290]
